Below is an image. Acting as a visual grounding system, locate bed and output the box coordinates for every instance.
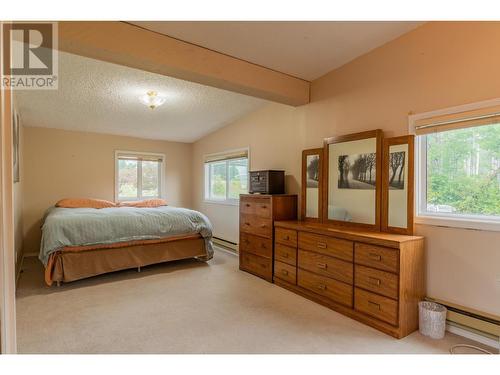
[40,205,214,286]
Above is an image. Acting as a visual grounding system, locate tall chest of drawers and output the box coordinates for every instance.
[273,221,425,339]
[239,194,297,282]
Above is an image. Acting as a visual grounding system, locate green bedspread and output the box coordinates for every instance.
[39,206,213,265]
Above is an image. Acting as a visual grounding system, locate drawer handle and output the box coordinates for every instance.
[317,284,327,291]
[260,224,266,228]
[317,242,327,249]
[368,301,381,310]
[316,262,328,269]
[368,277,381,286]
[261,243,266,249]
[369,253,382,261]
[282,252,289,258]
[281,270,289,276]
[245,203,251,207]
[283,235,290,240]
[245,222,250,226]
[261,205,267,209]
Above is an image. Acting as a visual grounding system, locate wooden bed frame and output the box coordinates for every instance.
[45,234,209,286]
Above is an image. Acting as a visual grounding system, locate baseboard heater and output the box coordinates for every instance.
[426,297,500,346]
[212,237,238,252]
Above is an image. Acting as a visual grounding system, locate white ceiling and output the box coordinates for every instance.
[130,21,424,81]
[14,51,267,142]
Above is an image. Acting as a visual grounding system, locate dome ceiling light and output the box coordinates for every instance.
[139,90,166,109]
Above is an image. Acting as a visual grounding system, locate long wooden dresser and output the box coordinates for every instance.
[239,194,297,282]
[273,220,425,338]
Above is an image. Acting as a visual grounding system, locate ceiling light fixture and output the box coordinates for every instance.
[139,90,166,109]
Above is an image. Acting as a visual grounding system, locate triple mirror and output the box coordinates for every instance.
[300,130,414,234]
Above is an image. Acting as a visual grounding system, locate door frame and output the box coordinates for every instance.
[0,21,18,354]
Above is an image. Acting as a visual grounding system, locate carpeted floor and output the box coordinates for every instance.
[15,248,493,354]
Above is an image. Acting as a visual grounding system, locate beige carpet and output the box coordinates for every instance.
[16,248,493,354]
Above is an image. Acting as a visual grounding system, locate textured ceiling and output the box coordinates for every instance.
[130,21,424,81]
[14,51,268,142]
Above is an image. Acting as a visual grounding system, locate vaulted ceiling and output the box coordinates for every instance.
[130,21,424,81]
[16,22,424,142]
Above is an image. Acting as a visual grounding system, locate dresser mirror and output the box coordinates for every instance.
[381,135,414,235]
[301,148,323,221]
[323,130,383,230]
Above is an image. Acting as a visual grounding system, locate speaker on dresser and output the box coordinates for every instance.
[249,170,285,194]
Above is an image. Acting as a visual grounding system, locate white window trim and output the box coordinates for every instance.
[409,98,500,232]
[203,147,250,206]
[115,150,165,202]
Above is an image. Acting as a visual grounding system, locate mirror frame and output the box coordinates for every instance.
[381,135,415,235]
[301,148,323,222]
[323,129,383,230]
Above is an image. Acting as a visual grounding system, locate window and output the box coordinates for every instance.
[204,149,249,203]
[411,102,500,230]
[115,151,164,201]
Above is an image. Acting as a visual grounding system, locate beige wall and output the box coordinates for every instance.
[192,22,500,315]
[22,127,192,254]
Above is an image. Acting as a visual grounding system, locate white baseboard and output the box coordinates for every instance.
[447,323,499,350]
[212,237,238,251]
[213,245,238,257]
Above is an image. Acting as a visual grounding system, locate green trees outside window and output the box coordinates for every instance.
[206,157,248,201]
[425,123,500,217]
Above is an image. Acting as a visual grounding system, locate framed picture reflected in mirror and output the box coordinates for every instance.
[381,135,414,235]
[13,111,20,183]
[323,129,383,230]
[301,148,323,221]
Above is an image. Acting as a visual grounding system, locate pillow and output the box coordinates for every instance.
[119,198,167,208]
[56,198,117,209]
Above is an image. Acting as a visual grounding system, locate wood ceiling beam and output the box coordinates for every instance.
[58,21,310,106]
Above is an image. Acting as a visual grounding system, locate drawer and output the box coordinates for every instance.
[298,269,353,307]
[240,196,271,218]
[298,250,353,284]
[354,243,399,273]
[298,232,353,262]
[355,265,399,300]
[275,228,297,247]
[240,214,272,238]
[275,243,297,266]
[354,288,398,326]
[274,261,297,284]
[240,251,272,280]
[239,232,272,258]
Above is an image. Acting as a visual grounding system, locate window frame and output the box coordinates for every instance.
[114,150,165,202]
[409,98,500,232]
[203,147,250,206]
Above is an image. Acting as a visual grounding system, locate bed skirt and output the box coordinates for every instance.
[45,235,208,286]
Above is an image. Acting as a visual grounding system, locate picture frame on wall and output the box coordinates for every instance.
[301,148,323,222]
[13,111,20,183]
